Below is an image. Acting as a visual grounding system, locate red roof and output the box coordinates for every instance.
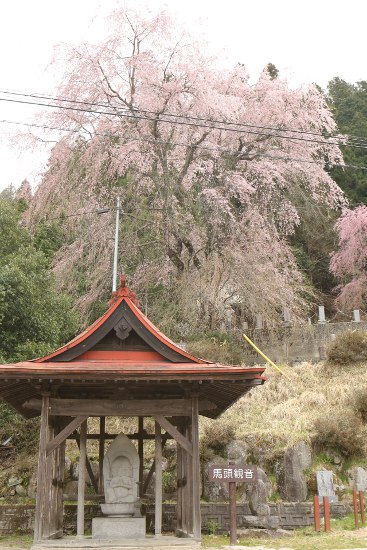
[0,276,266,418]
[36,276,207,365]
[0,360,265,378]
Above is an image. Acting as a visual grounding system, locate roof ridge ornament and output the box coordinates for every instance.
[109,275,139,307]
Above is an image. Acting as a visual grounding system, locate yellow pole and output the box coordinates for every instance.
[243,333,286,376]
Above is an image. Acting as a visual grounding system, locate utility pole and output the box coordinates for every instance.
[112,196,121,292]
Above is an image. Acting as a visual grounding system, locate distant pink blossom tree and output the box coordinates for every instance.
[330,206,367,310]
[28,5,346,328]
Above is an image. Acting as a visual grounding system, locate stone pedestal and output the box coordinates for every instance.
[93,433,146,539]
[92,517,146,539]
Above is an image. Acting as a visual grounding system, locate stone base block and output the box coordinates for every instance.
[242,515,280,529]
[92,516,146,539]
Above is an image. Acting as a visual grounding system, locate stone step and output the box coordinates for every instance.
[31,535,201,549]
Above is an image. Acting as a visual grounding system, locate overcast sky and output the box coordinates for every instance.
[0,0,366,192]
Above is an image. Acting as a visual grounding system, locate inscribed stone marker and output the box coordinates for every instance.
[316,470,338,503]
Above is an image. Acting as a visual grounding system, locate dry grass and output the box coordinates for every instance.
[200,361,367,464]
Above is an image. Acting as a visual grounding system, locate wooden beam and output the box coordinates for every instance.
[46,416,88,456]
[70,432,172,441]
[23,398,215,417]
[154,414,193,456]
[155,421,162,536]
[77,420,87,538]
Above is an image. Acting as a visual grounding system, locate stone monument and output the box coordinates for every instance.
[92,433,146,539]
[316,470,338,503]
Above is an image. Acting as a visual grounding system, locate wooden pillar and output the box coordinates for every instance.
[34,413,66,541]
[43,419,55,539]
[176,435,183,534]
[176,419,191,537]
[138,417,144,497]
[98,417,105,495]
[33,393,50,542]
[77,420,87,538]
[185,421,193,535]
[49,425,58,536]
[314,495,320,532]
[359,491,366,524]
[228,461,237,545]
[176,419,191,538]
[191,395,201,539]
[324,496,331,531]
[47,421,65,539]
[353,490,359,529]
[55,439,66,536]
[155,420,162,536]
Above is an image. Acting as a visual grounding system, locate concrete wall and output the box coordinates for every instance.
[0,502,350,535]
[241,321,367,365]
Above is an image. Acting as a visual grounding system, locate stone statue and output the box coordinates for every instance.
[93,432,146,538]
[101,433,139,517]
[107,456,134,503]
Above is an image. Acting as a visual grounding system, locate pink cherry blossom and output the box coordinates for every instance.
[26,5,346,327]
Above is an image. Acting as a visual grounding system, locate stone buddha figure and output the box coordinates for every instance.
[101,433,139,517]
[107,456,134,503]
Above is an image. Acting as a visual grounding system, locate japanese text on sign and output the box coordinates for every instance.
[208,464,257,483]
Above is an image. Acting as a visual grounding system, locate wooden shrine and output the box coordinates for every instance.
[0,276,266,546]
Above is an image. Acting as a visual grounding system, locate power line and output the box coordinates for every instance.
[2,118,367,172]
[2,87,367,144]
[1,92,367,150]
[2,86,367,145]
[0,94,358,148]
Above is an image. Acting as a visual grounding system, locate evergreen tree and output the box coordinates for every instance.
[0,189,79,362]
[327,78,367,204]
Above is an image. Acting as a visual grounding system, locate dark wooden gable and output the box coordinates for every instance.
[88,328,151,352]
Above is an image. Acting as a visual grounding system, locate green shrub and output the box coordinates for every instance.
[204,519,220,535]
[326,330,367,365]
[312,410,367,457]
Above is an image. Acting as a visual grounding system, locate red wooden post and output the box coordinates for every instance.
[323,496,330,532]
[359,491,365,524]
[228,461,237,546]
[353,489,359,528]
[314,495,320,532]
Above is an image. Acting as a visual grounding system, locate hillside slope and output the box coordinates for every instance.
[200,361,367,469]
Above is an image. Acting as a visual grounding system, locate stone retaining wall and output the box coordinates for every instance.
[241,322,367,365]
[0,505,34,535]
[0,502,350,535]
